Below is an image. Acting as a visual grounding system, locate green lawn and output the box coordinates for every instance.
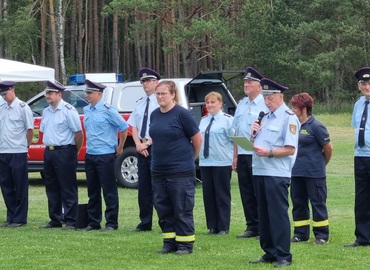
[0,113,368,269]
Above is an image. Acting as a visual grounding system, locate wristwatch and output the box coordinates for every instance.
[268,149,273,158]
[144,141,151,147]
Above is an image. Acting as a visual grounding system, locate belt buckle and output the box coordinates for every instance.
[49,146,55,150]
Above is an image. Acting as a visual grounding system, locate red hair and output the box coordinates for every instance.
[290,92,314,115]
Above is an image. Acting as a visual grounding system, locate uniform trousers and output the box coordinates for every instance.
[256,175,292,262]
[152,170,196,251]
[85,153,119,229]
[291,176,329,240]
[236,154,259,233]
[44,146,78,226]
[137,148,154,230]
[0,153,28,224]
[354,156,370,244]
[200,166,231,232]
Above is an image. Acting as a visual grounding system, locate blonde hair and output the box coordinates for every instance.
[156,80,179,104]
[205,91,223,103]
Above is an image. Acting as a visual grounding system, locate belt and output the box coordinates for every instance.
[46,144,74,150]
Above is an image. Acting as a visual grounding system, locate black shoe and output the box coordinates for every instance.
[274,260,292,268]
[40,223,62,229]
[61,225,76,230]
[175,248,192,255]
[237,231,259,238]
[249,257,275,264]
[207,229,218,235]
[7,223,25,228]
[157,248,177,254]
[217,230,229,235]
[343,241,369,247]
[78,225,100,231]
[129,227,151,232]
[100,226,116,232]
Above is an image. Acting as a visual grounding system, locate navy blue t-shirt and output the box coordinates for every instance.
[292,115,330,178]
[149,104,200,173]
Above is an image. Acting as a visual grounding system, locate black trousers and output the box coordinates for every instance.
[354,156,370,244]
[236,155,259,232]
[256,175,292,262]
[200,166,232,231]
[85,153,119,229]
[0,153,28,224]
[44,146,78,226]
[137,149,154,230]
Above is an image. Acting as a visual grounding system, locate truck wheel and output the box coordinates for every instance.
[115,147,138,189]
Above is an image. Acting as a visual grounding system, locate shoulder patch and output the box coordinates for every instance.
[20,102,26,107]
[65,104,73,109]
[285,109,294,115]
[104,103,111,109]
[223,113,232,118]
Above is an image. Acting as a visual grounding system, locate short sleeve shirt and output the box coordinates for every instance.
[232,94,268,155]
[199,110,234,166]
[127,93,159,139]
[149,104,200,173]
[0,97,34,153]
[40,100,82,146]
[84,99,128,155]
[252,103,300,177]
[292,115,330,178]
[352,96,370,156]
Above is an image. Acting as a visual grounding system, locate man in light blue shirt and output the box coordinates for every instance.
[40,80,83,230]
[232,67,268,238]
[81,80,128,231]
[0,81,33,227]
[250,78,300,268]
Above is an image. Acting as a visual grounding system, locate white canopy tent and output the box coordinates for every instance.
[0,58,55,82]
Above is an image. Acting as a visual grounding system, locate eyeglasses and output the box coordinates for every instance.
[155,92,169,97]
[140,79,156,84]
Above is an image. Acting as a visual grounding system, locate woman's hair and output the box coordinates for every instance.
[205,91,223,103]
[156,80,179,104]
[290,92,314,115]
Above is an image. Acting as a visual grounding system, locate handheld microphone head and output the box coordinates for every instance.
[252,111,266,136]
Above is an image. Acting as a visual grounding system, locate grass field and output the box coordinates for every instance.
[0,113,368,269]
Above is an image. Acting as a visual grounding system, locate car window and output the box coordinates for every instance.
[29,95,48,116]
[62,90,88,114]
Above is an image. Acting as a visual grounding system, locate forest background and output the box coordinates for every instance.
[1,0,370,113]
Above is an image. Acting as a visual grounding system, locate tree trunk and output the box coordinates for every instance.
[57,0,66,84]
[93,0,100,71]
[77,0,83,73]
[49,0,60,80]
[69,0,77,65]
[112,12,119,73]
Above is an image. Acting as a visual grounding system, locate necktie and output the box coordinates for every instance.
[203,117,214,158]
[358,100,369,148]
[140,97,150,139]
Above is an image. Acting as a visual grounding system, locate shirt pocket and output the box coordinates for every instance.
[265,125,281,146]
[9,113,24,132]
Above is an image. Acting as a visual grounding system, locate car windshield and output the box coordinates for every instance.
[29,89,88,116]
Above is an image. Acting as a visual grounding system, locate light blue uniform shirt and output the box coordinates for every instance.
[252,103,300,177]
[40,100,82,146]
[231,94,268,155]
[0,96,5,106]
[199,110,234,166]
[0,97,33,153]
[127,93,159,140]
[84,99,128,155]
[352,96,370,156]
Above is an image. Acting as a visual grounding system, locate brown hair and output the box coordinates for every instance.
[156,80,179,104]
[290,92,314,115]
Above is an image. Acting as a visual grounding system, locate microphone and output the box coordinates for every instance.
[252,111,266,136]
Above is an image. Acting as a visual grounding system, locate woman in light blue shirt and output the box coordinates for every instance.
[199,91,234,235]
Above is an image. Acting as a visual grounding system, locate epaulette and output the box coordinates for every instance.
[285,109,294,115]
[136,97,144,103]
[223,113,232,118]
[20,102,26,107]
[354,96,361,104]
[104,103,111,109]
[65,104,73,110]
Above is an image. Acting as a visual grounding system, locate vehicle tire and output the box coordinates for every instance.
[115,147,138,189]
